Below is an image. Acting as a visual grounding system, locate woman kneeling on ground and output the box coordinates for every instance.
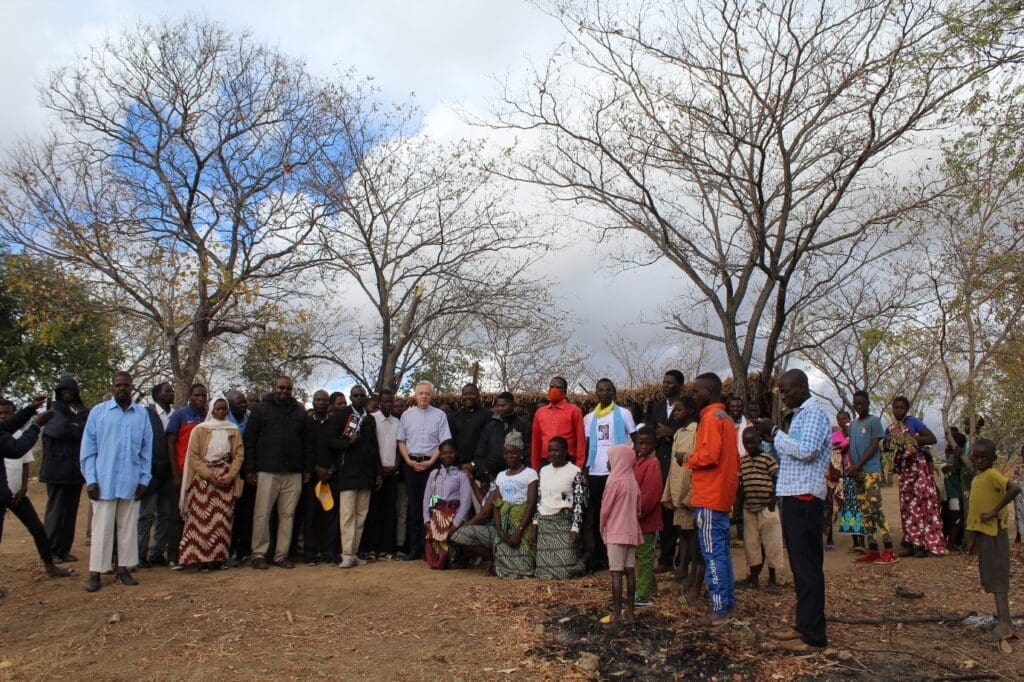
[423,440,473,569]
[450,460,501,570]
[534,436,587,579]
[492,431,538,579]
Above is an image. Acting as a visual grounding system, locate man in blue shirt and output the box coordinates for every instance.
[756,369,831,653]
[847,390,895,564]
[80,371,153,593]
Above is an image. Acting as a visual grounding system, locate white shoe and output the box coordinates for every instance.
[339,556,355,569]
[353,557,367,567]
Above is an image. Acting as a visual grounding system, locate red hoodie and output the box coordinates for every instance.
[634,453,664,533]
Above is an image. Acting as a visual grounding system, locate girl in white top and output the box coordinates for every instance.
[535,436,587,579]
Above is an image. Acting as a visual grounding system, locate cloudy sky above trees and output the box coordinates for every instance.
[2,0,697,393]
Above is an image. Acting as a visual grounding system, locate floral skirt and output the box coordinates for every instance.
[897,454,946,555]
[837,476,864,534]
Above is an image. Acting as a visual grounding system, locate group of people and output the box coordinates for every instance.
[0,367,1019,648]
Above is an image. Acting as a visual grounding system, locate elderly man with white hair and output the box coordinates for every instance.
[397,381,451,561]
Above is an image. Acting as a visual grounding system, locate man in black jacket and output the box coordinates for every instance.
[40,377,90,563]
[243,376,312,570]
[448,384,491,467]
[472,391,530,475]
[136,382,174,568]
[646,369,685,573]
[318,385,381,568]
[1,395,58,596]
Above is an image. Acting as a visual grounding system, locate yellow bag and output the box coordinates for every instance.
[315,481,334,511]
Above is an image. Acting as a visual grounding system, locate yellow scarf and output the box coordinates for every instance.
[593,401,616,418]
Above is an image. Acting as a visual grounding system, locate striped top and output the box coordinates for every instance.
[740,451,778,511]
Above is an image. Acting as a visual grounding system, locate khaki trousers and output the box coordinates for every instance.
[252,472,302,561]
[338,489,372,558]
[89,498,140,573]
[742,507,785,571]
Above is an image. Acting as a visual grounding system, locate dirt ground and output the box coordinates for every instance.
[2,480,1024,680]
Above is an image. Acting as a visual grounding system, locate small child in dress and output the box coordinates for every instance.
[966,438,1021,644]
[600,444,643,624]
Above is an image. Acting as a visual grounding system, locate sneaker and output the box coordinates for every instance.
[634,597,654,607]
[169,561,185,571]
[339,556,355,569]
[353,557,368,567]
[854,550,881,563]
[873,549,900,564]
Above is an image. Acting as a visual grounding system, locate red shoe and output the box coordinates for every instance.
[854,550,881,563]
[873,549,900,564]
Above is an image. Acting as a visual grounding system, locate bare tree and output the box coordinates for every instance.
[489,0,1017,403]
[306,95,547,393]
[0,19,344,398]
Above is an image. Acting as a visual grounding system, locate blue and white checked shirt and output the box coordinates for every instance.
[80,399,153,500]
[773,396,832,500]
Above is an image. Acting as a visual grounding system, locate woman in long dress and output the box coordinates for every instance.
[178,398,244,570]
[833,412,865,552]
[886,397,945,557]
[491,431,538,579]
[534,436,587,579]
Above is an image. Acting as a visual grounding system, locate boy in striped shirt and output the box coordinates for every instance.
[737,427,783,590]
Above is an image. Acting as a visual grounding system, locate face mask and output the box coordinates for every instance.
[548,387,566,402]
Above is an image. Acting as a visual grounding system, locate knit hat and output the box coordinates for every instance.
[504,430,524,452]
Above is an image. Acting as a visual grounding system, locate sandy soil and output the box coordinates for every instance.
[1,480,1023,680]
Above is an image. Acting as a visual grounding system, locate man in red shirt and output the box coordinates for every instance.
[530,376,585,470]
[685,372,741,625]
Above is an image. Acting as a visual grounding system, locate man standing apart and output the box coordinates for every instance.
[80,371,152,592]
[685,373,740,624]
[646,370,684,573]
[531,376,585,470]
[397,381,451,561]
[449,384,491,467]
[757,369,832,652]
[244,376,312,570]
[165,383,208,568]
[583,378,636,570]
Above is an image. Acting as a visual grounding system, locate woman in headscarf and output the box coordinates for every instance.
[178,397,245,570]
[534,436,587,579]
[423,440,473,569]
[491,431,538,579]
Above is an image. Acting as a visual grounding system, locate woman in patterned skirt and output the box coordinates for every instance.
[178,398,245,570]
[534,436,587,579]
[886,396,945,557]
[833,411,865,552]
[492,431,538,579]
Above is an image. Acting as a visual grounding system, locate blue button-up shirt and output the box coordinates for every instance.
[397,405,451,455]
[773,396,832,500]
[228,409,249,434]
[80,399,153,500]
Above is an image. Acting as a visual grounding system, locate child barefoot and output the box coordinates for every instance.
[966,438,1021,644]
[600,445,643,624]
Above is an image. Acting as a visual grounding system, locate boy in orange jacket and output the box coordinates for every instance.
[685,373,741,625]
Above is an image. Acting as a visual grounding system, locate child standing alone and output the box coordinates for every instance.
[966,438,1021,644]
[600,444,643,624]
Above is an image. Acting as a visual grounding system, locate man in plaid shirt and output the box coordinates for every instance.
[756,369,832,653]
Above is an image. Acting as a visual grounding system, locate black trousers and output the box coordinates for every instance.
[292,478,327,561]
[584,474,608,568]
[43,483,81,557]
[657,454,678,567]
[404,462,432,556]
[781,496,827,647]
[231,479,257,559]
[3,494,54,564]
[363,473,400,555]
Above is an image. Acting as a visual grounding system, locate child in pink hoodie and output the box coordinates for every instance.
[600,444,643,624]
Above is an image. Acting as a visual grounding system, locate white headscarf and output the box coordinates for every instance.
[179,397,239,514]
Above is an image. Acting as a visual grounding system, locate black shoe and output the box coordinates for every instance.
[149,554,169,567]
[400,552,421,562]
[913,547,928,558]
[84,573,101,592]
[252,557,269,570]
[898,547,916,558]
[137,558,152,569]
[273,558,295,569]
[114,569,139,586]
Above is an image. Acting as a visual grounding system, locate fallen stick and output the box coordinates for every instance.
[828,610,1024,625]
